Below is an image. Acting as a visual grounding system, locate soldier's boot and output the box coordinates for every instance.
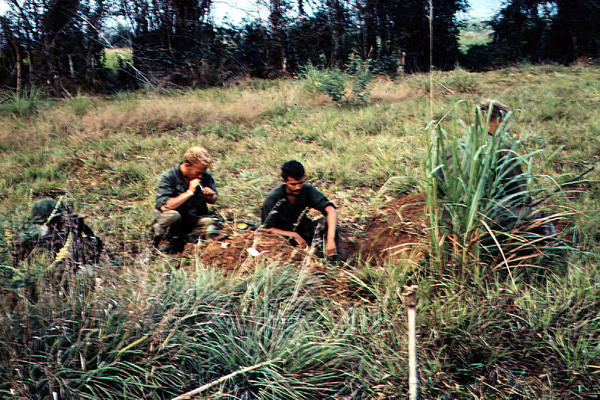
[189,217,223,242]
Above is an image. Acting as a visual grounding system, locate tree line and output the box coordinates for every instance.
[0,0,598,94]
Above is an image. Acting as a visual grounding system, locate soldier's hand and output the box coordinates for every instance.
[294,233,308,249]
[189,178,201,192]
[202,186,216,196]
[325,238,337,256]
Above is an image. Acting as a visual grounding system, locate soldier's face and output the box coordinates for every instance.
[182,162,207,181]
[283,176,305,196]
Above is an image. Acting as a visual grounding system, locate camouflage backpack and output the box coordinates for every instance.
[11,198,103,268]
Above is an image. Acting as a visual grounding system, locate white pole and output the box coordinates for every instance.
[403,285,419,400]
[428,0,434,121]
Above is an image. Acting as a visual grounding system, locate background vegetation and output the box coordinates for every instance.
[1,0,600,93]
[0,63,599,398]
[458,18,492,52]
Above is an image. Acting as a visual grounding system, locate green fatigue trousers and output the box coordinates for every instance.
[153,210,220,243]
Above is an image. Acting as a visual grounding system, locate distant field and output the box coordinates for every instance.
[103,47,133,70]
[459,18,493,51]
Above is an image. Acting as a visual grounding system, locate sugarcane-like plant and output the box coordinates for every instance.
[425,102,560,280]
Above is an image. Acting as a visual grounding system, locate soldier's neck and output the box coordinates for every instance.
[287,194,297,205]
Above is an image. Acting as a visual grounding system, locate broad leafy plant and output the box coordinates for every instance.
[301,55,372,105]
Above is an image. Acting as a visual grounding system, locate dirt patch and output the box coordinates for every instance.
[353,192,428,265]
[178,192,429,273]
[180,226,328,275]
[370,85,416,103]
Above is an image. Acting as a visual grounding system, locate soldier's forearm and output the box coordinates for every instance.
[325,206,338,240]
[162,190,194,211]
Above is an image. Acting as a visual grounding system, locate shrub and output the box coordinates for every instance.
[300,57,372,105]
[1,88,45,119]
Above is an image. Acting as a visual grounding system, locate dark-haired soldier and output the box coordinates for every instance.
[441,100,526,201]
[261,160,340,258]
[458,100,555,237]
[479,100,531,214]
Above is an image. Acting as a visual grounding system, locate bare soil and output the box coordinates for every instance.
[179,192,429,274]
[352,192,428,264]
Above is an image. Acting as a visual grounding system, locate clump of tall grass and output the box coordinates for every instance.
[64,91,97,116]
[1,88,45,119]
[424,101,569,279]
[439,68,480,93]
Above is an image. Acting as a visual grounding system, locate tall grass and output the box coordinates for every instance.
[64,91,97,116]
[1,88,46,119]
[424,101,578,281]
[0,64,599,398]
[0,262,377,399]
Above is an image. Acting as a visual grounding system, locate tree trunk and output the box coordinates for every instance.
[15,43,22,92]
[270,0,285,71]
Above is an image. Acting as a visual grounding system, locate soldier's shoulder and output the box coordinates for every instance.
[264,185,285,202]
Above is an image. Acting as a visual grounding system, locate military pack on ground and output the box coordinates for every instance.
[11,198,103,272]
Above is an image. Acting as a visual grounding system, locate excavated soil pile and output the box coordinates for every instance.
[179,192,429,272]
[181,227,327,275]
[354,192,428,264]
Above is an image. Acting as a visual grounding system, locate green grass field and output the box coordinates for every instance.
[103,47,133,70]
[459,18,493,52]
[0,64,599,399]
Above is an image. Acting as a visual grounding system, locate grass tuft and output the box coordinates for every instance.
[1,88,46,119]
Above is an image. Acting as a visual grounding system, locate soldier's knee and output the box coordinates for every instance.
[154,210,182,237]
[159,210,182,224]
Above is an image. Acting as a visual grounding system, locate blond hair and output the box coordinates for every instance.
[478,99,509,120]
[183,146,212,167]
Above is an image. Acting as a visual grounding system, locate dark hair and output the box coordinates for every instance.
[281,160,305,180]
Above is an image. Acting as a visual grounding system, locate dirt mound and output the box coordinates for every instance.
[172,192,568,275]
[178,192,429,272]
[181,226,328,275]
[354,192,428,264]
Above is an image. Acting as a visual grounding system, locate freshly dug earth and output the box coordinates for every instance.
[354,192,428,264]
[181,228,322,275]
[180,192,429,273]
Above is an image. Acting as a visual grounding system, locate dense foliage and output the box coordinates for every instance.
[3,0,598,92]
[463,0,600,70]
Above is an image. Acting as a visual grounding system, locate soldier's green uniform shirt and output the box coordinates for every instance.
[261,184,334,242]
[155,164,217,221]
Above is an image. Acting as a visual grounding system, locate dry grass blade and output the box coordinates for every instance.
[171,359,282,400]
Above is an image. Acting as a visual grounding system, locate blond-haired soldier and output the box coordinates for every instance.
[153,146,219,253]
